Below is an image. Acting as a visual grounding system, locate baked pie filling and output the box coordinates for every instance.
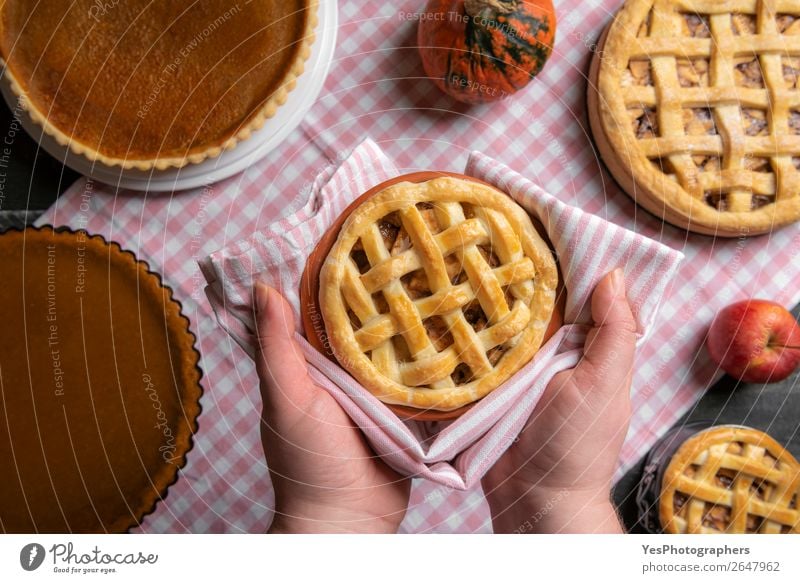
[320,177,558,411]
[350,206,520,385]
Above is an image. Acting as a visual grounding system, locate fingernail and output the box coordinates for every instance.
[610,268,625,295]
[254,282,271,314]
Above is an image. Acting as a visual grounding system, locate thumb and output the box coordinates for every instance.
[253,283,317,428]
[580,269,638,394]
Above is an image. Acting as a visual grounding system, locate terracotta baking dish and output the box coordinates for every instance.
[300,171,566,421]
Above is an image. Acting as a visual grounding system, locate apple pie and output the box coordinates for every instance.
[589,0,800,236]
[319,176,559,411]
[660,426,800,534]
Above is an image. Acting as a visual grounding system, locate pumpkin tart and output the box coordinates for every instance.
[0,1,317,169]
[0,227,202,533]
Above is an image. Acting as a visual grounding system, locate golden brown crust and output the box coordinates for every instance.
[0,226,202,532]
[319,177,558,411]
[0,1,318,170]
[590,0,800,236]
[659,426,800,534]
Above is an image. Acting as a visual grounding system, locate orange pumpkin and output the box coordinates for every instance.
[418,0,556,104]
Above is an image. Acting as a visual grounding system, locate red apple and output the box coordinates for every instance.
[706,299,800,383]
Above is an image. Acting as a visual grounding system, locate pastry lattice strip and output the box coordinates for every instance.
[342,201,535,390]
[671,441,800,533]
[622,0,800,210]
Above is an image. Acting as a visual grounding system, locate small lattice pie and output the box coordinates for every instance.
[589,0,800,236]
[660,426,800,534]
[319,177,558,411]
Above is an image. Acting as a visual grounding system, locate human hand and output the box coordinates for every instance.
[482,269,637,533]
[254,283,411,533]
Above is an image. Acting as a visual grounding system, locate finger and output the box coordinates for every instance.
[253,283,317,426]
[579,269,638,394]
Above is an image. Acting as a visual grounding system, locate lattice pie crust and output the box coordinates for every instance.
[319,177,558,411]
[591,0,800,235]
[660,426,800,534]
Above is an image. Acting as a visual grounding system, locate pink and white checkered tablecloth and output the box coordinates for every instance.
[36,0,800,533]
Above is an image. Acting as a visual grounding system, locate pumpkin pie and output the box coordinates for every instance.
[0,0,317,170]
[318,176,559,412]
[0,227,202,533]
[589,0,800,236]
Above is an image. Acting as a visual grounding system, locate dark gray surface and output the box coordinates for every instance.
[0,97,79,224]
[2,90,798,533]
[613,315,800,532]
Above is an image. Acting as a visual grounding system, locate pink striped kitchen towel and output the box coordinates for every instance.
[200,138,684,489]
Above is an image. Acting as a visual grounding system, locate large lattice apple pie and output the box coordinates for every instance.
[589,0,800,236]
